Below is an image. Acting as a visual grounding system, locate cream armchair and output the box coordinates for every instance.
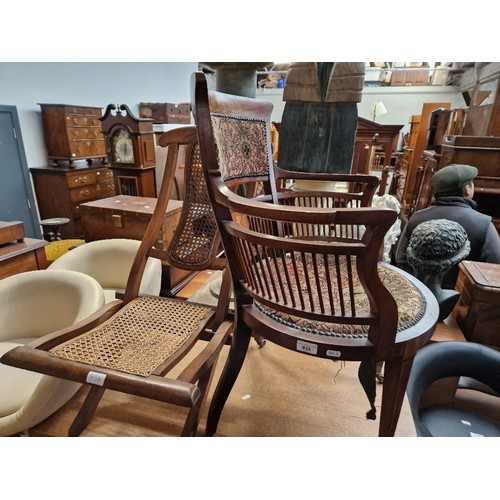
[0,269,105,436]
[48,238,162,303]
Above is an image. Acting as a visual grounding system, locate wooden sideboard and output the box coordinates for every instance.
[30,163,116,239]
[79,195,193,296]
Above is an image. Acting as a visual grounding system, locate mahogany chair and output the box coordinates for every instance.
[192,70,439,437]
[1,125,232,437]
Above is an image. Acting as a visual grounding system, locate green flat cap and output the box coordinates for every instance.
[432,164,478,194]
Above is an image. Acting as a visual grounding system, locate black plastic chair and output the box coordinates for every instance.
[406,341,500,437]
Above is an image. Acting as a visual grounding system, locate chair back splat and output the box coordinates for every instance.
[1,123,232,437]
[192,70,439,437]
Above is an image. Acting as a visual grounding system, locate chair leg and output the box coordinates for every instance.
[205,321,252,436]
[358,360,377,420]
[181,397,204,437]
[378,356,415,437]
[181,362,218,437]
[68,385,106,437]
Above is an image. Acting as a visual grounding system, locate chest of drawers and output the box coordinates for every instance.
[38,103,107,165]
[30,164,116,238]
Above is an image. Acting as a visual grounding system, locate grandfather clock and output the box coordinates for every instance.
[100,104,157,197]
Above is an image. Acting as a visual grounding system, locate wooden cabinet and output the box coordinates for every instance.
[80,195,193,296]
[30,164,116,238]
[440,135,500,232]
[453,261,500,348]
[402,102,451,209]
[390,69,430,86]
[0,221,48,278]
[0,238,48,279]
[351,118,403,196]
[38,103,107,165]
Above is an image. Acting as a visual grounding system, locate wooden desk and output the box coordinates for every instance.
[0,238,48,279]
[80,195,192,296]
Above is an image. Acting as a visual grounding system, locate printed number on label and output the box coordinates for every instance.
[297,340,318,355]
[86,371,106,386]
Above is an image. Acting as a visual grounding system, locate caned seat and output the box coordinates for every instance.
[192,70,439,437]
[1,124,231,437]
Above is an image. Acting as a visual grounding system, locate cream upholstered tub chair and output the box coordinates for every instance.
[48,238,162,303]
[0,269,105,436]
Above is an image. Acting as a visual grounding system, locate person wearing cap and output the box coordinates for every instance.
[395,163,500,289]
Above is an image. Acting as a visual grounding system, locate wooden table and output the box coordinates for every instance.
[0,238,48,279]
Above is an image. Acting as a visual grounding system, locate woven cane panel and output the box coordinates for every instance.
[50,296,214,377]
[169,144,219,267]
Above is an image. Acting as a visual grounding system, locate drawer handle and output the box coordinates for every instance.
[75,176,87,184]
[80,189,90,196]
[74,130,80,137]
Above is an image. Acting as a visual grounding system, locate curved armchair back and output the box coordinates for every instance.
[0,269,105,341]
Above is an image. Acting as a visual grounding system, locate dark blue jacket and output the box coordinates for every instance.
[395,196,500,288]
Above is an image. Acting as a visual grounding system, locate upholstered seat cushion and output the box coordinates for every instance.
[0,339,42,416]
[257,258,426,339]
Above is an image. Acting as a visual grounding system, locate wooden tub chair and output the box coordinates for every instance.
[192,70,439,437]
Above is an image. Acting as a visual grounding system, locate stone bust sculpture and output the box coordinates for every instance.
[407,219,470,321]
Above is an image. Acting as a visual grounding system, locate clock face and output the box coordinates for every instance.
[112,129,135,164]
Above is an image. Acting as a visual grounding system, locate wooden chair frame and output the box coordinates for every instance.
[192,71,439,437]
[1,125,232,437]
